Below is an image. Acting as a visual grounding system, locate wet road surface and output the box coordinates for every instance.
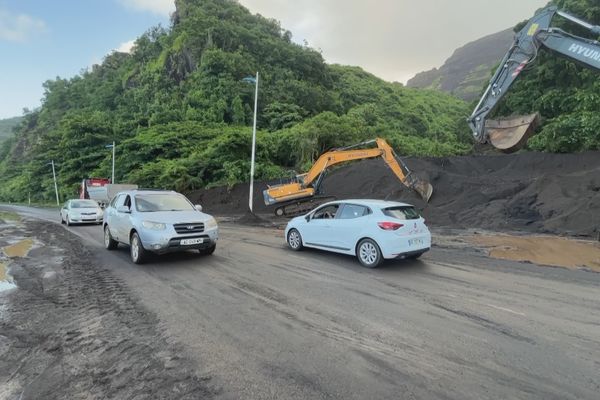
[3,205,600,399]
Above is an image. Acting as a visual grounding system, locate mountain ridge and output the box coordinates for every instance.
[407,29,514,101]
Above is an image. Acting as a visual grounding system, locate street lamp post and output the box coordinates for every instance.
[49,160,59,206]
[243,72,259,213]
[105,142,115,184]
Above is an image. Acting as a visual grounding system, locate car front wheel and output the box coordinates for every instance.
[104,225,118,250]
[130,232,147,264]
[287,229,303,251]
[357,238,382,268]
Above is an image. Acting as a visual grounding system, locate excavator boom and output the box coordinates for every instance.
[263,138,433,216]
[469,6,600,152]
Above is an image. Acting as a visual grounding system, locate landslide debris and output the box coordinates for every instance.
[188,151,600,237]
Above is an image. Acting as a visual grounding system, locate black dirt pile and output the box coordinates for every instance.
[188,152,600,237]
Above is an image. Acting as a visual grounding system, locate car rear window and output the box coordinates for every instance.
[382,206,420,220]
[71,200,98,208]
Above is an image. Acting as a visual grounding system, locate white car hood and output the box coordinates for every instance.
[136,210,211,224]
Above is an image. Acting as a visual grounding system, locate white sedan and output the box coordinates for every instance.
[60,199,104,226]
[285,199,431,268]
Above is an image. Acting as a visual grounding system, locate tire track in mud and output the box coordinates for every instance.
[0,220,217,399]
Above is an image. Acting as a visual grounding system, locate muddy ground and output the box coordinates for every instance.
[188,151,600,237]
[2,206,600,399]
[0,217,216,399]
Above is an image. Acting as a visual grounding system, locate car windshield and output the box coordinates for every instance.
[71,200,98,208]
[382,206,420,220]
[135,194,195,212]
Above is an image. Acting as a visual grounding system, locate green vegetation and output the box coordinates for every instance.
[0,0,471,203]
[0,116,23,143]
[497,0,600,152]
[407,29,515,101]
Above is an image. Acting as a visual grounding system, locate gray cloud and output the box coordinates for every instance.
[240,0,548,82]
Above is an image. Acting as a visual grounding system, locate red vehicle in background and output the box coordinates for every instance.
[80,178,111,200]
[80,178,137,208]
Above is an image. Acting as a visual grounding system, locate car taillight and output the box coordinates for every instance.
[378,222,404,230]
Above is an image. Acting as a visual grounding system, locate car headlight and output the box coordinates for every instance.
[204,217,218,229]
[142,221,167,230]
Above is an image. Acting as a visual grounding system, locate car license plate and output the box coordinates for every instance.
[180,238,204,245]
[409,238,423,246]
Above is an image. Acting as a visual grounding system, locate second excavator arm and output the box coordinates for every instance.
[468,6,600,152]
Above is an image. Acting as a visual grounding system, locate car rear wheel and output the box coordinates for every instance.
[357,239,382,268]
[130,232,147,264]
[287,229,303,251]
[104,225,118,250]
[198,245,216,256]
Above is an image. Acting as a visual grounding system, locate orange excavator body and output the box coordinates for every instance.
[263,138,432,216]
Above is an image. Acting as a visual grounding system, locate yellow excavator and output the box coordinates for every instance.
[263,138,433,217]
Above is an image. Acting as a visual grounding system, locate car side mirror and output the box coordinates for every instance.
[117,205,131,214]
[195,204,203,212]
[305,215,311,222]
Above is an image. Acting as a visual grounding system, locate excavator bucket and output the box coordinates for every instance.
[486,113,541,153]
[410,178,433,203]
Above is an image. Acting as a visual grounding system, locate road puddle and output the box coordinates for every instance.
[3,238,34,258]
[472,234,600,271]
[0,261,16,292]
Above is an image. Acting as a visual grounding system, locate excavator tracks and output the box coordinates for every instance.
[273,196,337,218]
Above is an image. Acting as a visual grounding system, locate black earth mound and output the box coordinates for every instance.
[188,152,600,237]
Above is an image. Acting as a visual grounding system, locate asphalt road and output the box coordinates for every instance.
[4,205,600,399]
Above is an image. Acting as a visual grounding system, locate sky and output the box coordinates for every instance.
[0,0,548,119]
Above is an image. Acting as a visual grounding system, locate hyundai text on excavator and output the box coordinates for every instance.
[469,6,600,153]
[263,138,433,217]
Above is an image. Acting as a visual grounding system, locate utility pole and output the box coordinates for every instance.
[242,72,259,213]
[105,142,116,183]
[250,71,259,213]
[112,141,115,184]
[50,160,59,206]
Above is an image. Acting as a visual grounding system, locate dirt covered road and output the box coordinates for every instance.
[1,206,600,399]
[0,213,216,399]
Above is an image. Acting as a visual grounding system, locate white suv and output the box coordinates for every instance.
[103,190,218,264]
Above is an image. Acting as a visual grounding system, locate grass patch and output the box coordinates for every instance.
[0,211,21,222]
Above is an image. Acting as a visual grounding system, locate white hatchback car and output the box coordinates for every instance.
[285,199,431,268]
[60,199,104,226]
